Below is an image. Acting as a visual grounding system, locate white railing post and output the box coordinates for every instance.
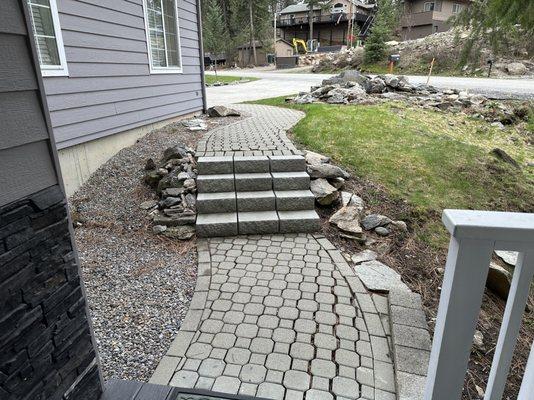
[424,210,534,400]
[518,341,534,399]
[423,236,494,400]
[485,251,534,400]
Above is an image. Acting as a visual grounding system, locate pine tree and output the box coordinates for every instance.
[203,0,229,75]
[363,0,399,64]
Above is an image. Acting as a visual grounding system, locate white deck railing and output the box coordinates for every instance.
[424,210,534,400]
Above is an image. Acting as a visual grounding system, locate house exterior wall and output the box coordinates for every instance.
[0,2,103,399]
[399,0,469,40]
[275,41,294,57]
[44,0,205,151]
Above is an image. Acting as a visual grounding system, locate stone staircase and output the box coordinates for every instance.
[196,155,320,237]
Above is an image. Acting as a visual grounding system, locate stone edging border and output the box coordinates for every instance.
[150,239,212,385]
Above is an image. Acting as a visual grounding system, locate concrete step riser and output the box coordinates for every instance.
[196,210,321,237]
[197,175,235,193]
[276,190,315,211]
[237,191,276,212]
[235,173,272,192]
[272,172,310,191]
[197,193,236,214]
[270,155,307,172]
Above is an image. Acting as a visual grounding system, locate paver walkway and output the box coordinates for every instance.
[151,105,402,400]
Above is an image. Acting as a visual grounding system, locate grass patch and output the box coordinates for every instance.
[204,75,258,85]
[250,97,534,247]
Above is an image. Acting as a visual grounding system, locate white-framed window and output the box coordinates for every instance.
[142,0,183,74]
[452,3,462,13]
[27,0,68,77]
[423,2,435,11]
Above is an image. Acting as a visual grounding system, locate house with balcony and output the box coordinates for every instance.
[277,0,375,48]
[399,0,471,40]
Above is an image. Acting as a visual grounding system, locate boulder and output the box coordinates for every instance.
[329,177,345,189]
[361,214,392,230]
[390,220,408,232]
[487,262,512,300]
[163,145,190,162]
[182,118,207,131]
[491,148,520,168]
[159,196,181,209]
[162,187,185,198]
[307,163,350,180]
[506,62,528,76]
[294,93,316,104]
[207,105,241,117]
[157,170,188,194]
[305,150,330,165]
[329,205,363,236]
[310,179,339,206]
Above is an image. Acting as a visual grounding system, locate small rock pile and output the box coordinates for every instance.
[293,70,531,125]
[305,150,406,244]
[142,144,197,240]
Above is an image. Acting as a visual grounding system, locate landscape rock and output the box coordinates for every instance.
[310,178,339,206]
[329,205,364,236]
[305,150,330,165]
[491,148,520,168]
[351,250,378,265]
[207,105,241,117]
[145,158,157,170]
[182,118,207,131]
[153,213,196,227]
[144,171,161,188]
[391,220,408,232]
[329,177,345,189]
[375,226,390,236]
[473,330,485,350]
[163,145,191,162]
[361,214,392,230]
[140,200,158,210]
[160,196,181,209]
[487,262,512,300]
[307,163,350,179]
[163,226,196,240]
[495,250,518,267]
[354,260,409,292]
[506,62,528,76]
[152,225,167,234]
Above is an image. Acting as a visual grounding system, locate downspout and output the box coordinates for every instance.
[196,0,208,113]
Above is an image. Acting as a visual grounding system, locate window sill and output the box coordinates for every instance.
[41,67,69,77]
[149,67,184,75]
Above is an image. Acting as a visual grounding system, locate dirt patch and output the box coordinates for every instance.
[300,145,534,398]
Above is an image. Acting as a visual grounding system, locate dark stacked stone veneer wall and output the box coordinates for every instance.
[0,185,102,400]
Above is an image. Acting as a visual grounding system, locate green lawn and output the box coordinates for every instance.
[204,75,258,85]
[252,97,534,247]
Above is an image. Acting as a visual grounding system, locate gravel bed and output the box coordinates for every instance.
[70,114,243,381]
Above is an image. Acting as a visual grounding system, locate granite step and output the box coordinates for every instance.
[197,156,233,175]
[270,155,306,172]
[236,191,276,212]
[272,171,310,191]
[196,212,238,237]
[234,156,270,173]
[275,190,315,211]
[278,210,321,233]
[197,174,234,193]
[234,173,272,191]
[197,192,236,214]
[238,211,279,235]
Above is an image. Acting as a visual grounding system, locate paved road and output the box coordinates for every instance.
[206,69,534,105]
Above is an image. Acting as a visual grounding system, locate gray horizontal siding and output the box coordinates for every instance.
[0,0,58,207]
[46,0,204,149]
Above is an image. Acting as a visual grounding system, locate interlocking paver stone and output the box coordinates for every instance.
[153,105,398,399]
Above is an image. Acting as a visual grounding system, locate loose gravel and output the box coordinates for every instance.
[70,114,243,381]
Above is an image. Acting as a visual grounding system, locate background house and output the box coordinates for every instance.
[399,0,471,40]
[276,0,375,48]
[26,0,206,195]
[236,39,293,67]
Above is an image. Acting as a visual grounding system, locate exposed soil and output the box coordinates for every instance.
[298,145,533,399]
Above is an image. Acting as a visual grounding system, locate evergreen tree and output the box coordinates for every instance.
[363,0,399,64]
[454,0,534,59]
[202,0,229,74]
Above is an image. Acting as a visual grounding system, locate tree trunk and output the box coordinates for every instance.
[249,0,258,65]
[308,6,314,47]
